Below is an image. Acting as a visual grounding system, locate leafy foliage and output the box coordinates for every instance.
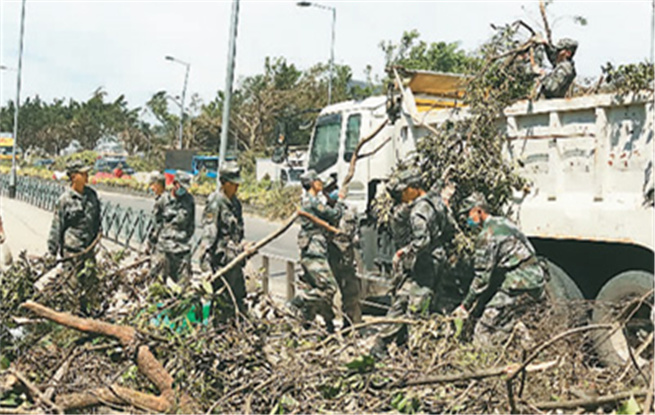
[601,61,654,93]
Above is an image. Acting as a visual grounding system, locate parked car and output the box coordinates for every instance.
[94,158,135,176]
[33,158,54,168]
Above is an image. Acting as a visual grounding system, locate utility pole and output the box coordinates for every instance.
[218,0,240,186]
[9,0,27,199]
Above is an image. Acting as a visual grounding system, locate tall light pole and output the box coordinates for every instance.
[297,1,336,105]
[218,0,240,186]
[9,0,27,199]
[165,55,190,150]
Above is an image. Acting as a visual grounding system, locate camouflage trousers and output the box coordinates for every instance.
[151,250,191,285]
[292,256,338,330]
[375,277,434,349]
[327,245,362,328]
[209,255,247,322]
[472,289,545,346]
[62,250,99,316]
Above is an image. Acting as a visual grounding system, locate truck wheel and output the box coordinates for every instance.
[545,260,583,301]
[544,259,585,327]
[591,270,654,367]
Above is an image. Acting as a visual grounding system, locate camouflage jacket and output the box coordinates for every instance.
[402,191,455,271]
[147,194,166,249]
[201,189,244,264]
[298,193,341,258]
[327,201,359,255]
[157,191,196,254]
[462,216,545,310]
[541,60,576,99]
[47,186,101,257]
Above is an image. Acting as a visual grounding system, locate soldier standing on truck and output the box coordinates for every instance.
[453,192,546,345]
[47,160,102,315]
[289,170,342,333]
[371,169,452,359]
[322,177,362,329]
[532,37,578,99]
[156,171,195,285]
[201,162,252,321]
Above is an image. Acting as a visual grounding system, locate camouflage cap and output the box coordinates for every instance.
[66,160,92,175]
[556,38,578,55]
[458,192,488,215]
[219,162,242,184]
[149,172,166,186]
[396,168,422,190]
[173,170,192,187]
[300,169,320,188]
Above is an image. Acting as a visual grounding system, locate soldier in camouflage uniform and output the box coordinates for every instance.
[156,171,195,285]
[322,177,362,329]
[454,192,546,345]
[201,162,250,320]
[290,170,342,333]
[47,160,102,315]
[534,38,578,99]
[146,173,166,253]
[371,169,454,359]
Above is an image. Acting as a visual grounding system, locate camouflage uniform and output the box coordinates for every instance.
[147,174,167,252]
[462,211,546,345]
[291,171,341,332]
[47,160,102,314]
[373,171,454,356]
[324,185,362,328]
[540,38,578,99]
[201,163,247,319]
[156,172,195,284]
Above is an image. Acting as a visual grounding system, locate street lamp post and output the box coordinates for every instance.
[297,1,336,105]
[165,55,190,150]
[217,0,240,187]
[9,0,27,199]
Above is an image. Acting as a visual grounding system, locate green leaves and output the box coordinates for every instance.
[345,354,376,373]
[391,392,420,414]
[618,395,641,415]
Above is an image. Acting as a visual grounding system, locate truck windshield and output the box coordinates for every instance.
[308,113,341,173]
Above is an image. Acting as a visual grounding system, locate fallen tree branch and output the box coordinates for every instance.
[208,212,299,285]
[532,390,647,410]
[9,368,63,415]
[342,119,389,190]
[395,359,557,388]
[297,210,340,234]
[539,0,552,45]
[19,301,194,413]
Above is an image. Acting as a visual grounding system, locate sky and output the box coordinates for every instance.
[0,0,653,112]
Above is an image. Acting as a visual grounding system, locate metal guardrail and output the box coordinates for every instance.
[1,174,302,300]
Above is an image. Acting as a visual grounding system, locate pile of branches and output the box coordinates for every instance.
[0,249,652,414]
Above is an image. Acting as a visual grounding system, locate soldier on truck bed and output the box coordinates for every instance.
[532,37,578,99]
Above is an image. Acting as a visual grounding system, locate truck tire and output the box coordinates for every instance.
[544,259,585,327]
[545,260,584,301]
[591,270,654,367]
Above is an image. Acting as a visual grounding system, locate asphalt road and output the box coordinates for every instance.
[98,190,300,261]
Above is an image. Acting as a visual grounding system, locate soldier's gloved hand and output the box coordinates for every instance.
[452,305,469,319]
[241,241,256,257]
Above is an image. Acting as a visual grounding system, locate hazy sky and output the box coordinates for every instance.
[1,0,653,110]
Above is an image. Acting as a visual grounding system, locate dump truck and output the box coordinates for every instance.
[300,69,654,366]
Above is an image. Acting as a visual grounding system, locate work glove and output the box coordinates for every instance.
[452,304,469,320]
